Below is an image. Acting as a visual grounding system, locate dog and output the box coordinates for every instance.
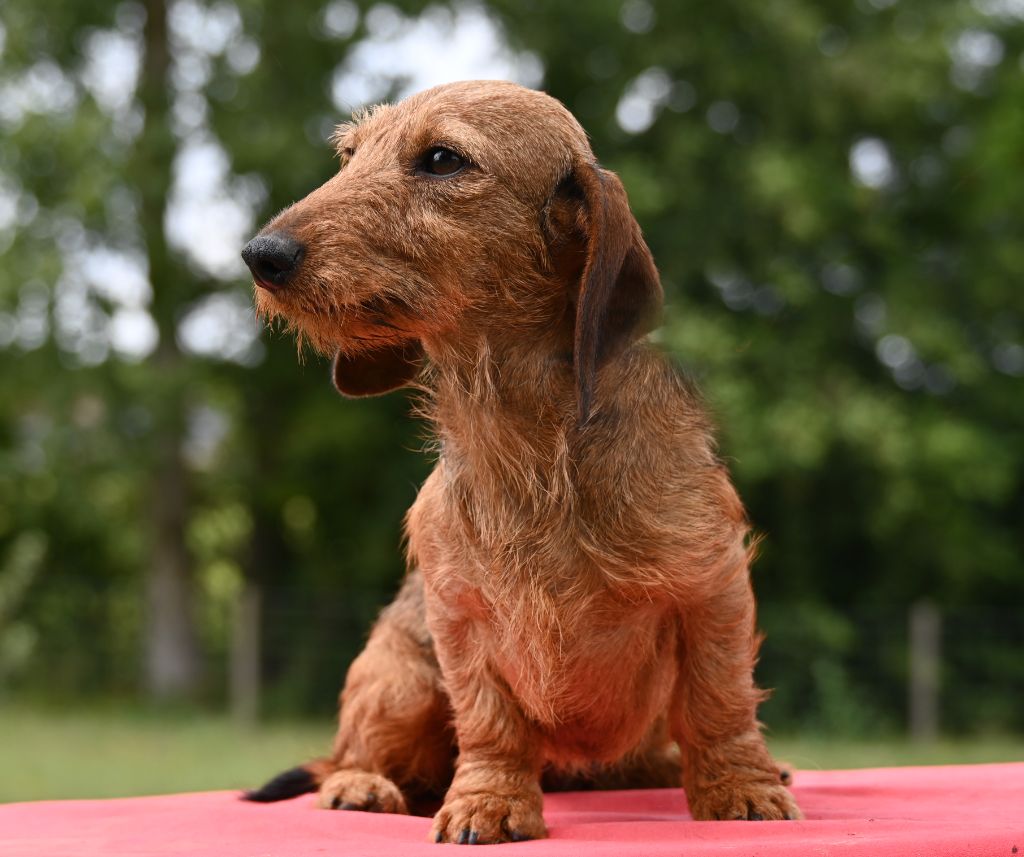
[240,80,801,844]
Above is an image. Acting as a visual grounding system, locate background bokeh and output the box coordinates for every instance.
[1,0,1022,797]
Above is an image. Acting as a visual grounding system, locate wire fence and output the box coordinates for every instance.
[8,582,1024,737]
[253,590,1024,736]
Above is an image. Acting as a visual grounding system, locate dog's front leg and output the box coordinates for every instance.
[670,575,802,822]
[429,655,547,844]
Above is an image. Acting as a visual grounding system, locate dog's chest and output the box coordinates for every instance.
[410,461,681,757]
[484,587,677,752]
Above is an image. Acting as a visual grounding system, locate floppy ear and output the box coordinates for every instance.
[568,162,662,423]
[331,341,424,398]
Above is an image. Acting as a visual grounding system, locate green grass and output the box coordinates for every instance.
[1,703,1021,804]
[0,703,330,804]
[767,734,1024,772]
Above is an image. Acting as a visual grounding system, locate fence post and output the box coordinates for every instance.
[908,600,941,743]
[230,581,262,725]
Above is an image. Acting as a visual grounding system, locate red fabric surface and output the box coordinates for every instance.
[2,763,1022,856]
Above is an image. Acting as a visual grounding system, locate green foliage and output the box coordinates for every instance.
[0,0,1020,731]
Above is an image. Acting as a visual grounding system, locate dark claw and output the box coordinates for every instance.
[457,828,471,845]
[749,811,764,821]
[339,801,359,810]
[468,831,480,845]
[330,796,341,809]
[784,813,794,820]
[436,831,444,843]
[510,832,533,842]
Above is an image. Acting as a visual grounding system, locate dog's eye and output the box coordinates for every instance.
[420,147,465,177]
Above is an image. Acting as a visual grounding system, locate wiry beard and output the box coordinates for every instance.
[252,284,420,359]
[253,287,337,358]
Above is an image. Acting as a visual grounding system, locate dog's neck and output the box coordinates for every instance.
[422,331,582,483]
[426,330,574,422]
[419,329,671,531]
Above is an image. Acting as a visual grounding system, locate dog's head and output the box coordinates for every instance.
[243,80,661,419]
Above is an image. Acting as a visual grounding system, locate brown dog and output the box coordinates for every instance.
[241,80,801,844]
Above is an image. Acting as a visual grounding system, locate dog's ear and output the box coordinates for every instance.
[558,161,663,423]
[331,341,424,397]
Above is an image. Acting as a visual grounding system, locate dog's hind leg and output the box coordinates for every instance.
[246,570,455,814]
[319,569,455,814]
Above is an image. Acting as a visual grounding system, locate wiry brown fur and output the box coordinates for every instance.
[246,80,800,844]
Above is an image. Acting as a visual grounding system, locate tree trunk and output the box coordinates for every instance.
[908,600,941,743]
[138,0,202,699]
[230,580,261,724]
[144,415,200,698]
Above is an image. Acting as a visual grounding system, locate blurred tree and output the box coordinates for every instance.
[133,0,202,698]
[0,0,430,707]
[0,532,45,691]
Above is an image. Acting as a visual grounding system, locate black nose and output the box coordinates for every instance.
[241,232,305,290]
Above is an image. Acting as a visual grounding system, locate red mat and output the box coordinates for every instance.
[2,764,1022,856]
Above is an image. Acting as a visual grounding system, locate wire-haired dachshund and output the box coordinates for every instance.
[241,80,800,844]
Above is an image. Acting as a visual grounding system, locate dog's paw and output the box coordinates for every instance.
[431,792,547,844]
[318,769,408,814]
[689,780,802,821]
